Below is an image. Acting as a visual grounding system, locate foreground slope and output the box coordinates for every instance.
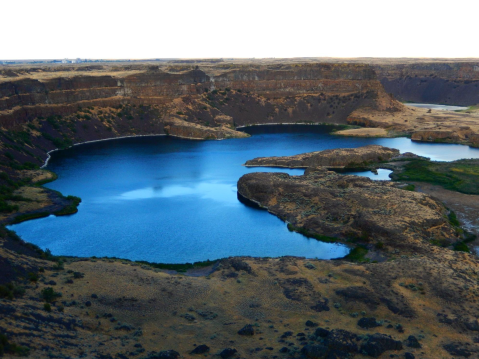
[2,234,479,359]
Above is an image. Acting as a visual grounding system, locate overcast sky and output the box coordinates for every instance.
[2,0,477,60]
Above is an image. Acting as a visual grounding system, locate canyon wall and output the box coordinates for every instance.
[375,62,479,106]
[0,63,397,128]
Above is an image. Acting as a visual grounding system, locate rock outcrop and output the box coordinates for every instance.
[244,145,399,168]
[337,105,479,146]
[237,168,458,252]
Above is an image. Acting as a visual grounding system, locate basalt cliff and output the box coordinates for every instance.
[375,61,479,106]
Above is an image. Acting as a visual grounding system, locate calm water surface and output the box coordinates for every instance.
[9,125,479,263]
[405,103,468,111]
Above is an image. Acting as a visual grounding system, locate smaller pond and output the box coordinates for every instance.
[339,169,393,181]
[405,103,468,111]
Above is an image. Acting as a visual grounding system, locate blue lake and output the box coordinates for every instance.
[8,125,479,263]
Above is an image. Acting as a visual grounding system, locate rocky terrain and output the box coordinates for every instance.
[242,145,479,247]
[238,167,459,254]
[2,225,479,359]
[1,60,479,358]
[335,105,479,146]
[244,145,400,169]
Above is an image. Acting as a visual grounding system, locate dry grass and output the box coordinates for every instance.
[1,255,475,358]
[334,127,390,137]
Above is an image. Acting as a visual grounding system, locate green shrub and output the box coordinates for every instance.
[344,246,370,263]
[41,132,72,149]
[394,159,479,195]
[0,285,13,300]
[0,201,19,213]
[0,283,25,300]
[21,162,38,170]
[44,303,52,312]
[448,211,460,227]
[11,212,50,224]
[73,272,84,279]
[403,184,415,191]
[287,223,336,243]
[454,241,471,253]
[430,238,449,247]
[359,230,371,242]
[46,116,60,130]
[134,259,216,273]
[54,195,81,216]
[42,248,55,261]
[28,272,39,282]
[0,333,28,356]
[52,260,64,270]
[41,287,61,303]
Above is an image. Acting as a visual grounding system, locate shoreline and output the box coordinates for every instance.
[235,121,347,129]
[40,131,244,169]
[41,134,168,168]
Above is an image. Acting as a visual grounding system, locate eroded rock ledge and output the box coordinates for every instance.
[244,145,399,169]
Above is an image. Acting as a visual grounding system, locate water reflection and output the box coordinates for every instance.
[405,103,468,111]
[118,182,238,204]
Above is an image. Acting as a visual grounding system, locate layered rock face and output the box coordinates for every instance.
[244,145,399,168]
[0,63,398,128]
[375,62,479,106]
[238,168,458,252]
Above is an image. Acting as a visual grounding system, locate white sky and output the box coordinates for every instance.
[1,0,478,60]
